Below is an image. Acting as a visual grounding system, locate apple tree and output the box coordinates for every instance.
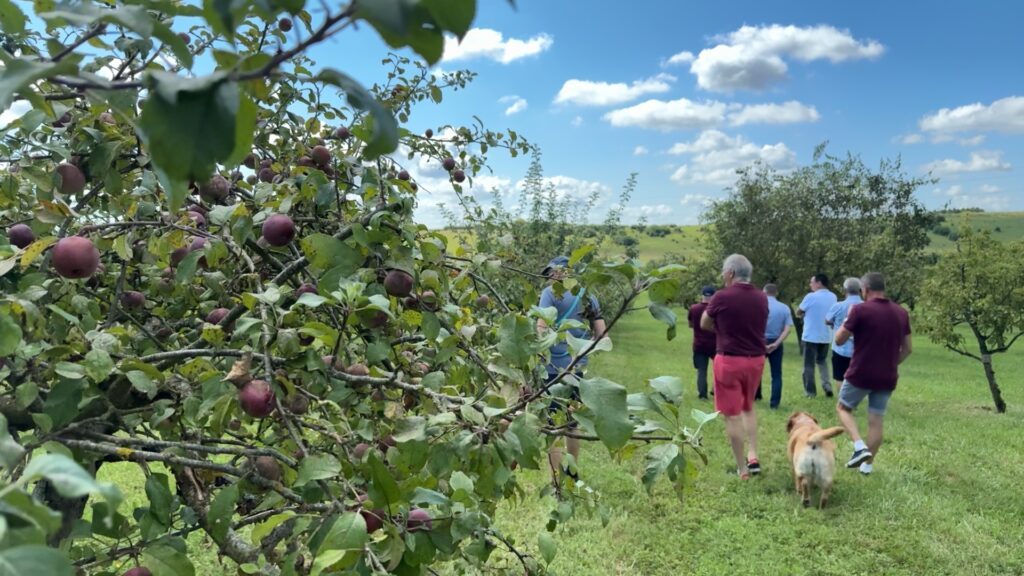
[0,1,710,575]
[917,226,1024,413]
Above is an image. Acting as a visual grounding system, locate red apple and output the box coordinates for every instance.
[123,567,152,576]
[258,167,275,183]
[361,509,385,533]
[206,307,230,325]
[200,175,230,202]
[120,291,145,309]
[239,379,275,418]
[383,269,414,297]
[442,157,456,172]
[51,236,100,279]
[254,455,282,481]
[452,169,466,183]
[406,508,432,532]
[311,145,331,167]
[278,17,292,32]
[56,163,86,195]
[334,126,350,140]
[7,224,35,248]
[262,214,295,247]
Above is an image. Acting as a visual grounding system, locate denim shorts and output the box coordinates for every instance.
[838,380,892,415]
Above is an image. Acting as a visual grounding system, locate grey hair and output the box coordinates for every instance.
[722,254,753,281]
[843,277,862,295]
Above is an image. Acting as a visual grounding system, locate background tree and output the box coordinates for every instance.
[0,2,707,575]
[694,145,936,307]
[917,227,1024,413]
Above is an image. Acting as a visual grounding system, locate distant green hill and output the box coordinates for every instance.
[441,212,1024,263]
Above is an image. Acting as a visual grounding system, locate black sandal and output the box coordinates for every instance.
[747,459,761,476]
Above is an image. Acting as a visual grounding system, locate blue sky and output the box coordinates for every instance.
[315,0,1023,226]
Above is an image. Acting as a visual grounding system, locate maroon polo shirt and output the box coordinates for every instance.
[843,298,911,391]
[704,282,768,357]
[688,302,717,356]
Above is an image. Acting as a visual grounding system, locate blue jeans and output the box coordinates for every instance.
[765,343,784,408]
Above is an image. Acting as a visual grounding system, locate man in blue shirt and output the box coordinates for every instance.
[536,256,607,483]
[797,274,838,397]
[760,284,794,409]
[825,277,863,393]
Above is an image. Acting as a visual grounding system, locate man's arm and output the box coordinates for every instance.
[898,333,913,364]
[834,325,851,346]
[767,324,791,352]
[536,318,548,336]
[592,318,608,342]
[700,310,714,332]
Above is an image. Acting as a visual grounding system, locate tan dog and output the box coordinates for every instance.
[787,412,846,508]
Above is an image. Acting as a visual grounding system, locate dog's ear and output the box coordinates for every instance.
[786,412,799,432]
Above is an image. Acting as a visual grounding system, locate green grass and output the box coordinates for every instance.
[489,308,1024,576]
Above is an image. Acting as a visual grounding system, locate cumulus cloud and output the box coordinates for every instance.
[727,101,820,126]
[0,100,31,128]
[680,193,716,207]
[499,95,528,116]
[923,151,1012,175]
[664,51,695,66]
[932,184,1010,211]
[604,97,819,130]
[633,146,649,156]
[571,116,583,127]
[442,28,553,64]
[919,96,1024,134]
[960,135,986,147]
[668,130,796,186]
[896,133,924,145]
[604,98,731,130]
[554,74,675,107]
[689,24,884,92]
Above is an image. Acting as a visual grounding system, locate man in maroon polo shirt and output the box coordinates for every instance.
[834,272,912,475]
[700,254,769,479]
[688,285,717,400]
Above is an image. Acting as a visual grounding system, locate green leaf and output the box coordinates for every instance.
[21,453,122,508]
[296,454,341,486]
[497,315,536,367]
[145,473,174,525]
[142,543,195,576]
[641,443,681,494]
[0,312,21,356]
[649,376,683,404]
[315,69,398,158]
[300,233,362,273]
[568,243,595,266]
[538,531,557,565]
[648,302,677,340]
[579,377,633,451]
[207,483,238,542]
[319,512,368,552]
[227,92,258,166]
[0,545,74,576]
[82,349,114,382]
[422,0,476,39]
[0,0,27,34]
[0,414,26,469]
[0,53,80,111]
[126,370,158,398]
[53,362,85,380]
[367,452,400,505]
[647,277,680,305]
[139,72,240,195]
[393,416,427,443]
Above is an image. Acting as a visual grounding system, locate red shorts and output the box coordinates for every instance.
[713,354,766,416]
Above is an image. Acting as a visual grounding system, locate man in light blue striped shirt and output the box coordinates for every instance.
[825,277,863,393]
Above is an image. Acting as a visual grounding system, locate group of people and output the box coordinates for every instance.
[535,252,912,485]
[689,254,912,478]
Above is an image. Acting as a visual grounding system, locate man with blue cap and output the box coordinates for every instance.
[536,255,607,483]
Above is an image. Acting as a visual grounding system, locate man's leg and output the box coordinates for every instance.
[769,345,784,408]
[817,344,832,395]
[802,341,816,397]
[837,381,873,468]
[694,352,709,399]
[866,413,883,459]
[714,357,748,475]
[724,415,748,474]
[742,409,758,463]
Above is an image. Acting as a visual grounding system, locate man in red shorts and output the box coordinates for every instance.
[701,254,769,479]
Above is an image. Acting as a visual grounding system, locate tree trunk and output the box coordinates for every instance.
[980,354,1006,413]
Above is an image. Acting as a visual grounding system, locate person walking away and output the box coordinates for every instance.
[701,254,768,479]
[688,285,717,399]
[535,256,607,483]
[834,272,911,475]
[826,277,863,394]
[797,274,838,397]
[760,284,794,409]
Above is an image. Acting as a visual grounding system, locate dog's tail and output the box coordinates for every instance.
[808,426,846,446]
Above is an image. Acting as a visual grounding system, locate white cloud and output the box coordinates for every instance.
[571,116,583,127]
[923,151,1012,175]
[960,135,986,147]
[604,97,819,130]
[0,101,31,128]
[442,28,553,64]
[668,130,797,186]
[919,96,1024,134]
[664,51,695,66]
[727,101,820,126]
[517,175,610,202]
[499,95,528,116]
[932,184,1010,211]
[689,24,884,92]
[896,133,924,145]
[633,146,649,156]
[680,193,716,207]
[554,74,675,107]
[604,97,731,130]
[979,184,1001,193]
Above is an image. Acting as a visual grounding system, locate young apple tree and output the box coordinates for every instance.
[0,1,708,575]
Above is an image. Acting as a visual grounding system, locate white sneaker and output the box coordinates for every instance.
[859,462,873,475]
